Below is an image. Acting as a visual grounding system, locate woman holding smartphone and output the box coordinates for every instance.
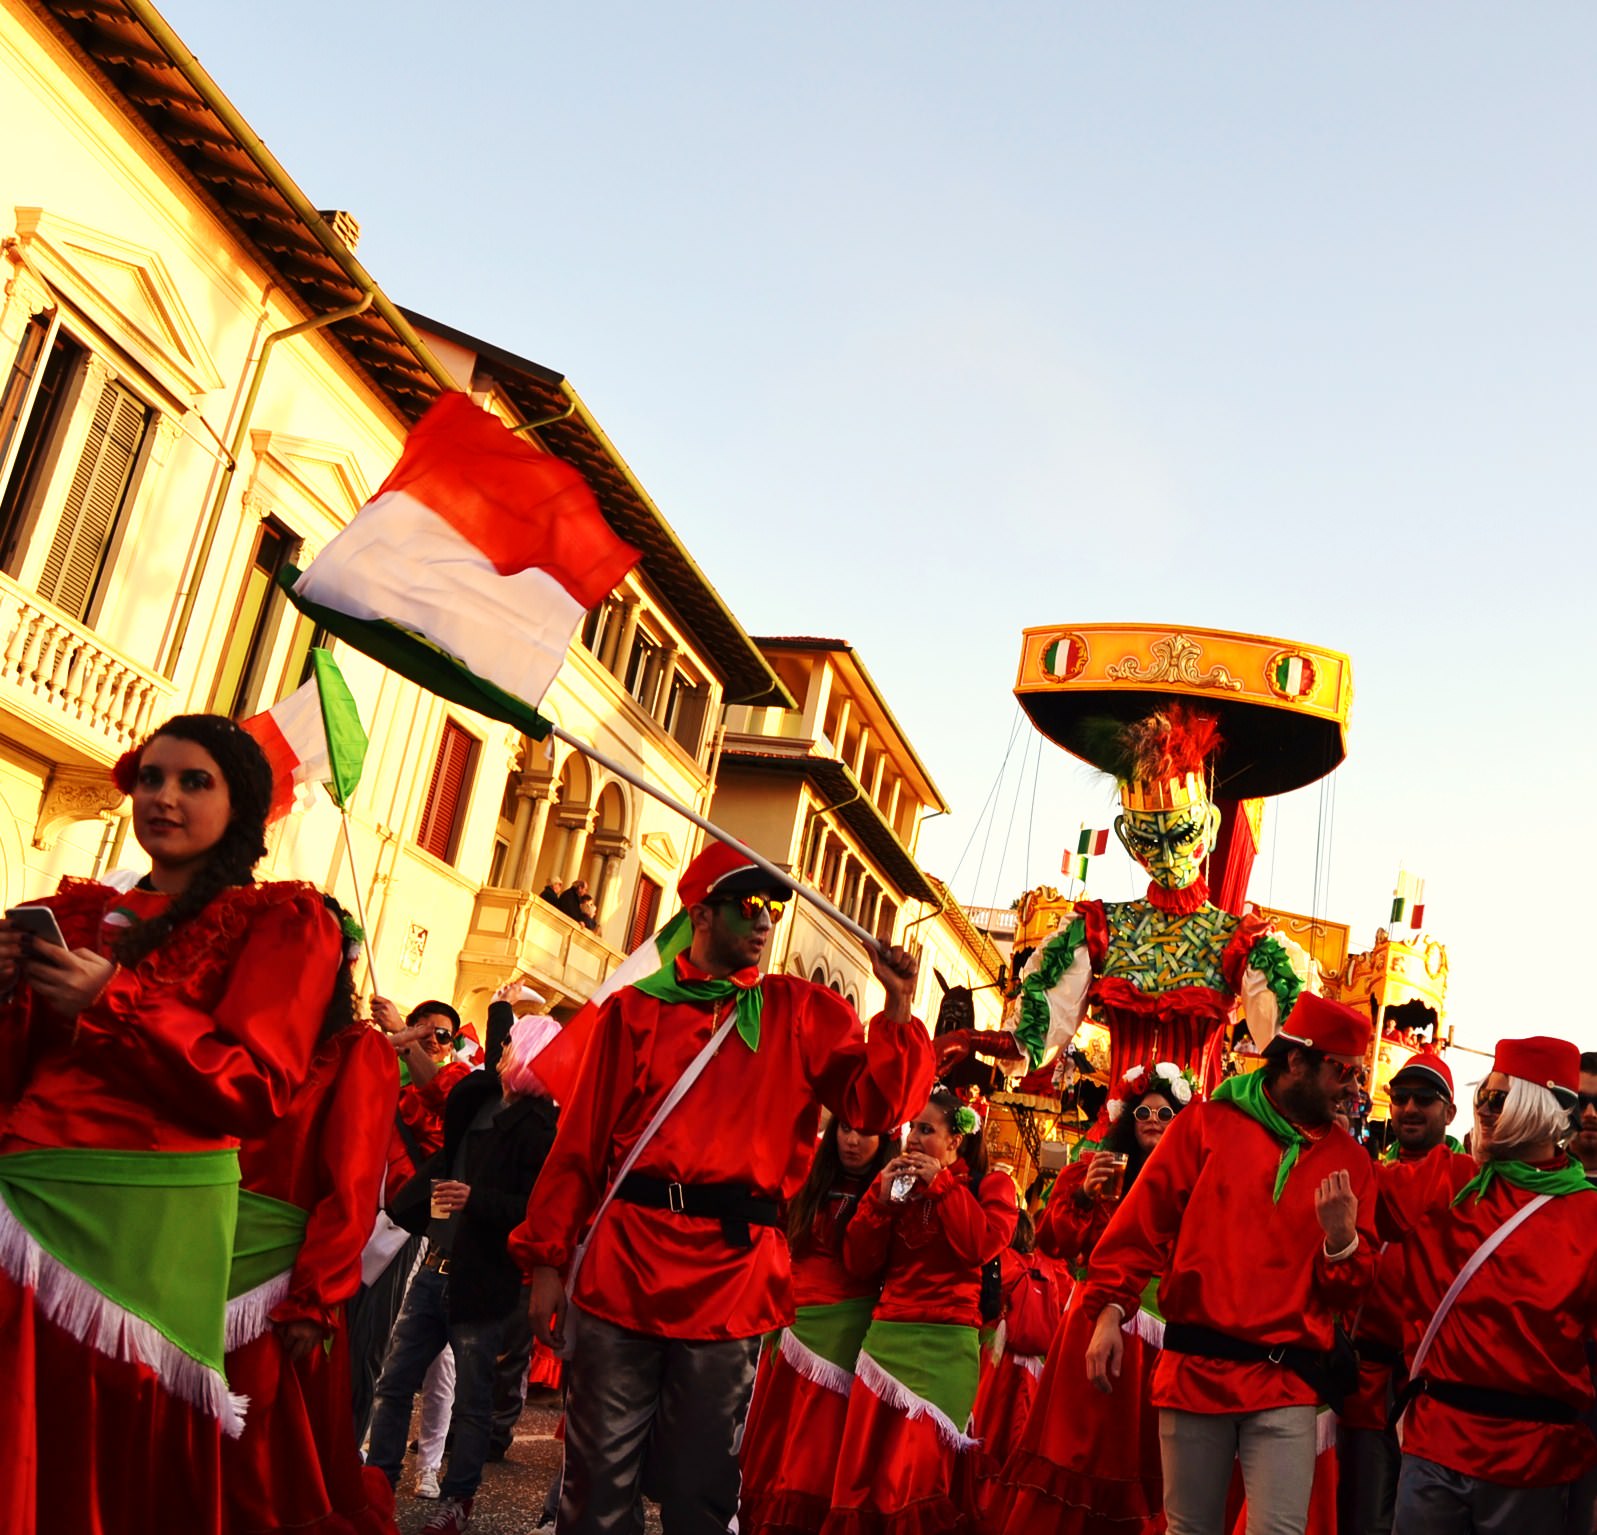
[819,1085,1017,1534]
[988,1061,1193,1535]
[0,714,342,1535]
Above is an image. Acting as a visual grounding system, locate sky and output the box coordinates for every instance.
[157,1,1597,1069]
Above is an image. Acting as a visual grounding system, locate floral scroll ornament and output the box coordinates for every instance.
[1105,633,1243,692]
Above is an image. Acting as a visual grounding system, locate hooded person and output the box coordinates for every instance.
[510,839,934,1535]
[1383,1035,1597,1533]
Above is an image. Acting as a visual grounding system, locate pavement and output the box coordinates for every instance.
[391,1394,664,1535]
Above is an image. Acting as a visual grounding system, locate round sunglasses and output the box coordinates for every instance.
[1133,1104,1175,1123]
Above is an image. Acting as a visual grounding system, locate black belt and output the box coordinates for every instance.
[421,1248,451,1277]
[615,1174,781,1250]
[1163,1321,1357,1413]
[1393,1376,1579,1427]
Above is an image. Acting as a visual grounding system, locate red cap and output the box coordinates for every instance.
[1389,1050,1455,1102]
[1493,1035,1579,1107]
[1276,991,1373,1060]
[677,841,793,908]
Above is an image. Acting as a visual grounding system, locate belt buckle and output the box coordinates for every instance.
[1267,1346,1287,1365]
[667,1181,686,1214]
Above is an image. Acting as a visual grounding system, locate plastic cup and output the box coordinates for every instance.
[429,1179,448,1219]
[1101,1153,1129,1200]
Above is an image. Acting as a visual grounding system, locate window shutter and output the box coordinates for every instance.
[38,378,148,619]
[627,874,662,952]
[416,721,477,861]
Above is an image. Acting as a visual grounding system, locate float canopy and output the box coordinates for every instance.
[1014,623,1353,801]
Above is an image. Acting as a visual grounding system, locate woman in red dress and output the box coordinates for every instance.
[0,715,342,1535]
[820,1086,1017,1535]
[988,1061,1193,1535]
[741,1116,893,1535]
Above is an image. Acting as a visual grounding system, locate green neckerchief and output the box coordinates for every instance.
[1212,1072,1306,1203]
[1451,1157,1595,1207]
[1380,1133,1464,1164]
[0,1146,239,1375]
[229,1188,309,1299]
[633,964,764,1051]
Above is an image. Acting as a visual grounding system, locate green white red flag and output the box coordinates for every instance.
[242,647,368,819]
[1077,827,1109,857]
[283,392,639,737]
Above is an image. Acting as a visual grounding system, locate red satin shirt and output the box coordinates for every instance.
[1036,1156,1115,1271]
[792,1171,879,1308]
[843,1168,1018,1328]
[237,1025,399,1330]
[1079,1097,1378,1414]
[511,956,934,1340]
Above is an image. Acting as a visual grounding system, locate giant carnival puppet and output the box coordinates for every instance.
[941,624,1353,1092]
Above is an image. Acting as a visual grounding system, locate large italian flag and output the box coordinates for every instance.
[283,393,639,735]
[241,647,368,819]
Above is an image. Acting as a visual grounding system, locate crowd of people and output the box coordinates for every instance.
[1,710,1595,1535]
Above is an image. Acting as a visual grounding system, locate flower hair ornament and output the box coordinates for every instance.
[1102,1059,1198,1127]
[953,1104,982,1137]
[337,910,365,967]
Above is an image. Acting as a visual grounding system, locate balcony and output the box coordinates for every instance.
[0,575,173,765]
[460,885,627,1009]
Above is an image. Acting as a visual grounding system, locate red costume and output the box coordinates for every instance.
[511,956,934,1339]
[819,1167,1017,1535]
[223,1024,399,1535]
[0,878,339,1535]
[741,1171,880,1535]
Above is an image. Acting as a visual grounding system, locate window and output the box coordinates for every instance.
[665,673,710,755]
[624,633,660,709]
[211,519,299,717]
[276,616,330,702]
[416,720,479,862]
[627,874,663,951]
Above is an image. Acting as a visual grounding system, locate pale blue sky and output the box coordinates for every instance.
[159,1,1597,1065]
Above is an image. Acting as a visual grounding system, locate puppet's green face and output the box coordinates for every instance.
[1114,798,1220,890]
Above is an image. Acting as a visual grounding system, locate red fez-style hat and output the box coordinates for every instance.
[1276,991,1373,1060]
[1389,1050,1455,1102]
[677,840,793,908]
[1493,1035,1579,1107]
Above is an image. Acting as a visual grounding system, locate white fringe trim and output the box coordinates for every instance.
[778,1326,856,1398]
[1015,1353,1045,1381]
[1123,1309,1166,1350]
[854,1349,980,1454]
[223,1270,292,1352]
[987,1317,1007,1364]
[0,1198,248,1436]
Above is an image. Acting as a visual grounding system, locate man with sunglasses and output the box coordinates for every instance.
[516,840,933,1535]
[1382,1052,1463,1164]
[1081,992,1378,1535]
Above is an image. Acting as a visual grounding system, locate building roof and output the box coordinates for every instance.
[923,877,1007,984]
[719,747,939,903]
[29,0,787,706]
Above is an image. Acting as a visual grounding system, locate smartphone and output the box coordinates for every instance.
[4,905,68,949]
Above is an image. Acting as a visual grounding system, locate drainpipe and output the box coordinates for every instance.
[164,292,372,678]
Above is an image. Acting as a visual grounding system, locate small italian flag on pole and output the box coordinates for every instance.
[242,647,369,820]
[1390,869,1426,932]
[1077,827,1110,857]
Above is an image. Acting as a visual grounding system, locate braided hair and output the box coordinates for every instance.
[110,713,274,968]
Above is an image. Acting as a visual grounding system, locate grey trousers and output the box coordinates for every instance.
[1337,1421,1399,1535]
[1395,1452,1570,1534]
[557,1305,760,1535]
[1159,1406,1319,1535]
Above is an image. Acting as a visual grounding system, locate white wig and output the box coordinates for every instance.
[1486,1076,1571,1157]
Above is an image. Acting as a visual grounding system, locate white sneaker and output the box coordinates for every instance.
[416,1464,443,1500]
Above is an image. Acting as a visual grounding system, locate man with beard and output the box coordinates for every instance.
[1082,993,1378,1535]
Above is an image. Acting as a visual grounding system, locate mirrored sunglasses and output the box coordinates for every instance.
[727,895,785,922]
[1474,1087,1510,1114]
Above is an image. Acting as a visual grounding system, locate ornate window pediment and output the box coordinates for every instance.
[11,209,224,402]
[246,430,372,531]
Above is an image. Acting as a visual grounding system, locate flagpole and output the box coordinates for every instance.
[337,806,382,991]
[545,723,885,954]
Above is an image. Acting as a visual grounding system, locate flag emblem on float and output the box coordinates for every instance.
[1041,632,1089,682]
[1268,651,1317,700]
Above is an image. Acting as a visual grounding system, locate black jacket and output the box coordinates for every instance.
[438,1066,558,1323]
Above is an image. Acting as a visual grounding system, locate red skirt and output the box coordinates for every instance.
[222,1324,397,1534]
[0,1266,225,1535]
[741,1336,855,1535]
[968,1349,1043,1519]
[988,1297,1165,1535]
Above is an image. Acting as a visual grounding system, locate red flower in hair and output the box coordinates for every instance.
[110,745,143,796]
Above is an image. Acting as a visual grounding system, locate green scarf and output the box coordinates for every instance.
[1380,1134,1464,1164]
[633,965,764,1051]
[1212,1071,1307,1203]
[1451,1157,1595,1207]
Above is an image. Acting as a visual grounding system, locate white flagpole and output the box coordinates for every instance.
[545,722,884,954]
[337,805,382,992]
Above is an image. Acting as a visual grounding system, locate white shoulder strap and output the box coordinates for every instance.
[1396,1191,1553,1439]
[558,1008,738,1352]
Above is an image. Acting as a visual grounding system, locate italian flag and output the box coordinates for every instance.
[242,647,368,820]
[1077,827,1109,857]
[526,910,693,1105]
[283,393,639,735]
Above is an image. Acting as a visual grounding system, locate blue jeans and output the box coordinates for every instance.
[367,1264,507,1500]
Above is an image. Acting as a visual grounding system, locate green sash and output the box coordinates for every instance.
[859,1317,981,1430]
[0,1146,238,1376]
[229,1188,309,1299]
[791,1294,876,1373]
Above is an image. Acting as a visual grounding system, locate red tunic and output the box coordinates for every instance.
[842,1168,1018,1328]
[224,1026,399,1535]
[511,957,934,1340]
[1036,1158,1114,1271]
[1392,1150,1597,1486]
[1079,1098,1378,1415]
[0,878,339,1535]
